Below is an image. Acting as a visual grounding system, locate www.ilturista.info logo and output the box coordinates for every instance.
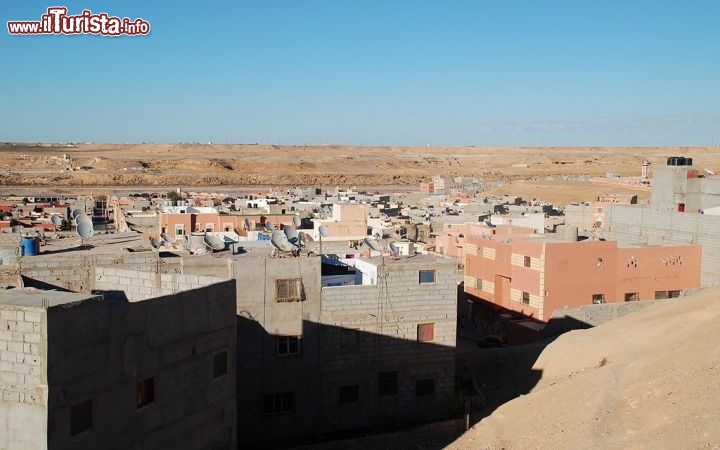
[7,7,150,36]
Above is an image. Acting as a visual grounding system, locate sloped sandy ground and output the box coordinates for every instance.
[449,288,720,450]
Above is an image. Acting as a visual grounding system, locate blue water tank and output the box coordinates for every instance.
[20,236,39,256]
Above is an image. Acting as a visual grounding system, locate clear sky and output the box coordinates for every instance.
[1,1,719,146]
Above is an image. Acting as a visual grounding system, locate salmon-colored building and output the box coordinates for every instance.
[158,208,297,238]
[433,223,534,261]
[464,234,701,321]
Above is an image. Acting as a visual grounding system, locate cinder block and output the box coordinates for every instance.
[0,310,17,321]
[23,333,40,344]
[23,310,41,323]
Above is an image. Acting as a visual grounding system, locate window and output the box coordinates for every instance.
[276,278,303,302]
[416,379,435,396]
[592,294,605,304]
[624,292,639,302]
[419,270,436,284]
[213,351,228,378]
[277,336,301,356]
[669,290,681,298]
[521,292,530,305]
[417,323,435,342]
[263,392,294,414]
[70,400,93,436]
[339,385,359,404]
[523,256,531,267]
[378,371,398,396]
[205,224,214,232]
[174,224,184,237]
[136,377,155,408]
[655,290,669,300]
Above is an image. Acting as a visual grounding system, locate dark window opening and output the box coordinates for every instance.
[277,336,301,356]
[523,256,531,267]
[378,371,398,396]
[592,293,605,304]
[339,385,359,404]
[213,351,228,378]
[624,292,639,302]
[136,377,155,408]
[70,400,93,436]
[416,379,435,396]
[521,291,530,305]
[276,278,303,302]
[263,392,295,414]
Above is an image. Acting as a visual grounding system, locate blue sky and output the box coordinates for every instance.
[1,1,719,146]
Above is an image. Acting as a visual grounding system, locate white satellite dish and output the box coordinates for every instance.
[364,237,382,252]
[244,218,253,230]
[271,230,298,253]
[298,231,313,243]
[293,216,302,227]
[265,221,276,231]
[51,215,62,226]
[283,225,300,246]
[705,169,716,176]
[389,242,401,255]
[318,225,328,237]
[149,236,162,249]
[161,233,176,245]
[70,208,83,219]
[204,234,226,251]
[76,221,94,240]
[76,213,92,225]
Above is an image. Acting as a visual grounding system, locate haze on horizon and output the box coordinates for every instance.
[1,1,718,147]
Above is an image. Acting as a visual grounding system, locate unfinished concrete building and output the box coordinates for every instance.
[233,253,458,444]
[0,248,237,449]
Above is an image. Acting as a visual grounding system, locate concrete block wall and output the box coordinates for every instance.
[0,306,48,450]
[45,281,237,449]
[318,259,458,432]
[545,299,658,335]
[95,267,227,301]
[604,205,720,286]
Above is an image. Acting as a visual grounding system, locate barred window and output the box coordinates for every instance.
[276,278,302,302]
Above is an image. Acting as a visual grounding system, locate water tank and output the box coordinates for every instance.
[20,236,39,256]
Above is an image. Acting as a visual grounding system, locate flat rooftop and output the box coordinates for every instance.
[359,254,456,266]
[0,288,99,309]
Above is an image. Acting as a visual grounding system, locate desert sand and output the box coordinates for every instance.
[1,143,718,203]
[449,287,720,450]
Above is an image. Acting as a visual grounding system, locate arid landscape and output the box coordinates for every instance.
[1,143,718,203]
[450,287,720,450]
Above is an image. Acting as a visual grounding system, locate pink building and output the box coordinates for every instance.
[464,234,701,322]
[158,210,296,238]
[433,223,534,262]
[420,182,435,194]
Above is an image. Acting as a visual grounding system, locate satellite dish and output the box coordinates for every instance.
[705,169,716,176]
[244,218,253,230]
[271,230,298,253]
[76,213,92,225]
[298,231,313,243]
[2,215,11,221]
[51,215,62,226]
[293,216,302,227]
[283,225,300,246]
[76,221,94,240]
[389,242,401,255]
[265,221,276,231]
[149,236,161,249]
[318,225,328,237]
[484,218,496,228]
[204,234,226,251]
[371,227,382,239]
[70,208,83,219]
[161,233,176,245]
[364,237,382,252]
[11,225,23,233]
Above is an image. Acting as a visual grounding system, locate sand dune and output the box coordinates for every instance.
[449,288,720,449]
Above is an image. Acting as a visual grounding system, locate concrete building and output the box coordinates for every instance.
[601,157,720,286]
[0,278,237,450]
[464,233,701,322]
[232,253,458,444]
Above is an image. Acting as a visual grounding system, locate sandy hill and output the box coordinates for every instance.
[449,288,720,450]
